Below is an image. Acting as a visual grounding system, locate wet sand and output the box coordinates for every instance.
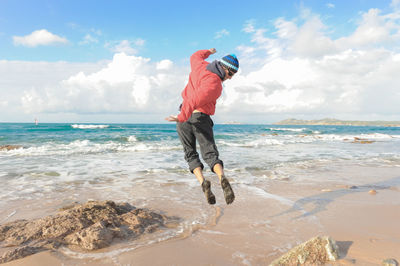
[1,167,400,265]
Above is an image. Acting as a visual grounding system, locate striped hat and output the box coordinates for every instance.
[220,54,239,74]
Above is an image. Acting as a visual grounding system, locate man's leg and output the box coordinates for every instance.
[176,121,203,173]
[212,163,224,182]
[177,120,215,205]
[192,114,235,204]
[213,163,235,204]
[193,167,205,184]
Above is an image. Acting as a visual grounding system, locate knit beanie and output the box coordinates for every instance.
[220,54,239,74]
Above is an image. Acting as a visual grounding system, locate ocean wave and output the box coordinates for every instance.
[127,135,137,142]
[218,138,285,147]
[314,133,400,141]
[268,127,307,132]
[71,124,109,129]
[1,140,181,157]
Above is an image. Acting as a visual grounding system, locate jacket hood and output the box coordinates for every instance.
[206,60,225,81]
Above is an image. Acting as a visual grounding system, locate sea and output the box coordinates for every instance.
[1,122,400,260]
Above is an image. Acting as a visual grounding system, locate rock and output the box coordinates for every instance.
[0,145,22,151]
[0,246,44,264]
[270,236,340,265]
[359,140,375,144]
[64,221,114,250]
[0,200,173,263]
[382,258,399,266]
[368,189,377,195]
[352,137,375,144]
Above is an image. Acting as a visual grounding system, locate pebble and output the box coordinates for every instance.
[368,189,377,195]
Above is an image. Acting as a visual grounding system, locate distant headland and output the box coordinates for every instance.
[274,118,400,127]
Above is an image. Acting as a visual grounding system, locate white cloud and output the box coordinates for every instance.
[156,59,173,70]
[19,53,187,115]
[0,100,8,107]
[243,20,256,33]
[107,39,146,55]
[326,3,335,9]
[215,29,230,39]
[0,60,105,122]
[3,4,400,123]
[134,38,145,46]
[13,29,68,47]
[79,34,98,45]
[112,40,138,55]
[391,0,400,9]
[222,7,400,120]
[336,8,396,48]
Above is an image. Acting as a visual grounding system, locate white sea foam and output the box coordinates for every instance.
[269,127,307,132]
[71,124,109,129]
[314,133,400,141]
[361,133,399,139]
[1,140,181,157]
[127,135,137,142]
[218,138,284,147]
[241,185,293,206]
[1,210,16,223]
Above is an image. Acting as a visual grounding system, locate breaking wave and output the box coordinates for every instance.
[71,124,109,129]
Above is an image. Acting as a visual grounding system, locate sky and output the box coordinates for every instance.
[1,0,400,124]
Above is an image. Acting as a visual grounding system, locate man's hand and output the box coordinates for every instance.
[209,48,217,54]
[165,115,179,122]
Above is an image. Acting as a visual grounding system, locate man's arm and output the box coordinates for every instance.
[190,48,217,70]
[165,115,178,122]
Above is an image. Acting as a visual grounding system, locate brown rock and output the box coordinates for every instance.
[270,236,339,265]
[0,246,44,264]
[0,145,22,151]
[359,140,375,144]
[0,200,173,263]
[351,137,375,144]
[64,221,114,250]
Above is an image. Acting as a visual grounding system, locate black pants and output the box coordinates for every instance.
[177,112,223,173]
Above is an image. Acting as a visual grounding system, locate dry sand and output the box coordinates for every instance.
[1,172,400,265]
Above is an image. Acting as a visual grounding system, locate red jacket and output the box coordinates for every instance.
[177,50,223,122]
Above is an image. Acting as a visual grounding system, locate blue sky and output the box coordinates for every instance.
[0,0,394,62]
[1,0,400,123]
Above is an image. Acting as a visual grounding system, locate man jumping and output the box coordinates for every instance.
[166,48,238,205]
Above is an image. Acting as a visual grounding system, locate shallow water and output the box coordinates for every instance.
[1,122,400,204]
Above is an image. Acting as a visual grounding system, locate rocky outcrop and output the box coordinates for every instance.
[270,236,339,265]
[0,200,173,263]
[0,145,22,151]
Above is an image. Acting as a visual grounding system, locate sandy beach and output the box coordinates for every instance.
[1,163,399,265]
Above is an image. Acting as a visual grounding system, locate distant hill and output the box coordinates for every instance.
[274,118,400,127]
